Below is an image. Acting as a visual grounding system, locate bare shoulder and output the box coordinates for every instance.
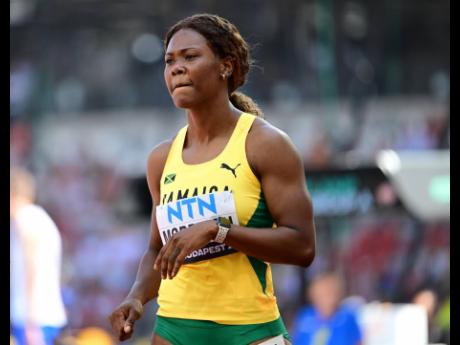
[247,117,302,177]
[248,117,297,151]
[146,138,174,200]
[147,139,174,172]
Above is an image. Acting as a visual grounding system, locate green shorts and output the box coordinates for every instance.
[154,315,291,345]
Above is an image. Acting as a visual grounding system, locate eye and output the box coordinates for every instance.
[165,58,174,65]
[185,54,197,61]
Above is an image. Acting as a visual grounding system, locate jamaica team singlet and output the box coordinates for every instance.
[155,113,281,324]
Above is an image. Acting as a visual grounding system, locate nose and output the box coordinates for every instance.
[171,64,186,76]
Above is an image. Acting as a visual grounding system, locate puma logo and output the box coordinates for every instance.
[220,163,241,178]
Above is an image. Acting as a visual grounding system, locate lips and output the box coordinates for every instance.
[173,82,193,91]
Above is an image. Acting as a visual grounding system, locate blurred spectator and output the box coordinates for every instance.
[10,60,35,120]
[412,289,449,344]
[10,121,32,167]
[394,117,437,150]
[10,167,68,345]
[291,271,363,345]
[303,131,333,169]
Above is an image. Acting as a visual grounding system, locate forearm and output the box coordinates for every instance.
[126,248,162,305]
[224,225,315,267]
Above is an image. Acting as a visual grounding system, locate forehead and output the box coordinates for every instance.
[166,28,211,54]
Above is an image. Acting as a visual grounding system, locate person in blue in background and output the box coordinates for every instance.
[10,167,68,345]
[291,271,363,345]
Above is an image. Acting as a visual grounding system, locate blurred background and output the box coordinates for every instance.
[10,0,449,344]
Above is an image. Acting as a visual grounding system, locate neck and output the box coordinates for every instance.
[185,96,241,143]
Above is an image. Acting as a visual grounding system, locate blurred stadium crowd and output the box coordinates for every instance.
[11,0,449,344]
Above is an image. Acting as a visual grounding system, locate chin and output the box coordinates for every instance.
[173,100,192,109]
[172,96,199,109]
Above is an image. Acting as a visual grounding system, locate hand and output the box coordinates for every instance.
[154,220,217,279]
[108,298,143,341]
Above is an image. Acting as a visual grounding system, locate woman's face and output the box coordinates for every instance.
[164,29,225,109]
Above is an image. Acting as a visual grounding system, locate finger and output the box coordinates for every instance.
[121,313,137,340]
[123,323,132,334]
[155,243,170,272]
[115,311,128,332]
[161,249,171,279]
[154,245,166,271]
[110,311,127,337]
[120,330,133,342]
[171,251,187,278]
[124,305,141,332]
[160,242,177,279]
[167,247,181,279]
[123,322,134,333]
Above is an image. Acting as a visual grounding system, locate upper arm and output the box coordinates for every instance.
[145,139,173,252]
[247,119,315,236]
[14,219,41,290]
[15,217,40,257]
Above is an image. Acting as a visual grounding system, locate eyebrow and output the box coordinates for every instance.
[165,46,201,56]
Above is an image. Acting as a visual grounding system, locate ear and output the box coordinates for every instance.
[220,57,234,78]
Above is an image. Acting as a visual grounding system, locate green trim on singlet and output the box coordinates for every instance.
[245,192,274,294]
[154,315,291,345]
[247,256,268,294]
[246,192,274,228]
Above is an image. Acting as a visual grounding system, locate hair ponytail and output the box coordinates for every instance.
[230,91,263,118]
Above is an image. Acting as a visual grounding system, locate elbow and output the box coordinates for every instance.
[298,245,315,268]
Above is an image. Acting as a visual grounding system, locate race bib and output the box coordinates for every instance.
[156,191,239,263]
